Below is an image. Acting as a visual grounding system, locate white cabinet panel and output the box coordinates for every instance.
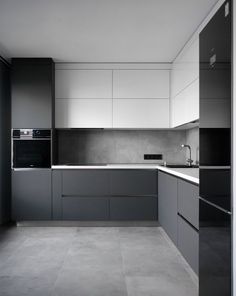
[113,99,169,128]
[55,99,112,128]
[171,79,199,127]
[113,70,169,99]
[172,38,199,98]
[55,70,112,99]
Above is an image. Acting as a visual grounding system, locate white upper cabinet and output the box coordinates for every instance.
[113,99,169,129]
[55,70,112,99]
[171,79,199,127]
[55,66,170,128]
[113,70,170,99]
[55,99,112,128]
[171,37,199,127]
[171,38,199,98]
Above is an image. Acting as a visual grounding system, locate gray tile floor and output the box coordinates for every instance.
[0,226,198,296]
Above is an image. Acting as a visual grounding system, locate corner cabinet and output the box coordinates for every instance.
[170,37,199,127]
[158,171,199,275]
[11,58,55,129]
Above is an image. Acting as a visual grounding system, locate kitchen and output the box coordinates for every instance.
[0,0,234,295]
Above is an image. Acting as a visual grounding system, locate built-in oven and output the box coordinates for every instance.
[12,129,51,168]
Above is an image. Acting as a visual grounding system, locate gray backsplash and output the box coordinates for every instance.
[185,127,199,164]
[56,129,199,165]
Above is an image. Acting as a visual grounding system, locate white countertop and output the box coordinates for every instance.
[51,164,199,185]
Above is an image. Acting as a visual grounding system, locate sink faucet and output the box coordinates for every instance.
[181,144,193,167]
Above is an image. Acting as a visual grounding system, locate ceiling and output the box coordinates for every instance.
[0,0,219,63]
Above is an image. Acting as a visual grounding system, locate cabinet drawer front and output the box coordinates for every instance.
[111,170,157,196]
[110,196,157,220]
[62,196,109,220]
[158,172,178,245]
[177,216,199,275]
[62,170,110,196]
[178,179,199,229]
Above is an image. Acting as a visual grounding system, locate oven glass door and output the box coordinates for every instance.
[13,140,51,168]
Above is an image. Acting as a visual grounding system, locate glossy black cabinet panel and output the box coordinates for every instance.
[199,199,231,296]
[199,1,232,295]
[199,169,231,211]
[11,58,54,128]
[200,0,231,211]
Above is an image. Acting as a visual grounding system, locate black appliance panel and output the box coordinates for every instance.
[199,199,231,296]
[13,139,51,168]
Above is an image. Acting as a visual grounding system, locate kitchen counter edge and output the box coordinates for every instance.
[51,165,199,185]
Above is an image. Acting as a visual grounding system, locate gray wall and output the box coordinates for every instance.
[0,59,11,224]
[56,129,198,165]
[185,127,199,164]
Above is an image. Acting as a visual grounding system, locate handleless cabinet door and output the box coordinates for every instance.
[55,70,112,99]
[113,70,169,99]
[158,172,178,245]
[12,59,54,129]
[113,99,169,128]
[55,99,112,128]
[12,169,52,221]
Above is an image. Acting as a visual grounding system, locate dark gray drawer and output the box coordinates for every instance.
[62,170,110,196]
[110,196,157,220]
[158,172,178,245]
[177,215,199,275]
[111,170,157,196]
[62,196,109,220]
[178,179,199,229]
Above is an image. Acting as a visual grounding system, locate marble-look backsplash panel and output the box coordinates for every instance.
[56,129,190,165]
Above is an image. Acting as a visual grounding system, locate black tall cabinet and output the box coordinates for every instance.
[11,58,54,128]
[199,1,232,295]
[11,58,55,221]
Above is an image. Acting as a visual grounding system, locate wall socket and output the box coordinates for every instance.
[144,154,163,160]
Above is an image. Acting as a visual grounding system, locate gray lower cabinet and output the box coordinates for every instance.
[158,170,199,275]
[177,215,199,275]
[178,179,199,229]
[62,197,109,220]
[110,196,157,220]
[12,169,52,221]
[110,170,157,196]
[52,169,158,221]
[158,171,178,245]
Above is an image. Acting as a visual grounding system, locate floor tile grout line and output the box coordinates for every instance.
[49,228,79,296]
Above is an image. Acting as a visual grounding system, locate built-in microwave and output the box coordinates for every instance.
[12,129,51,168]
